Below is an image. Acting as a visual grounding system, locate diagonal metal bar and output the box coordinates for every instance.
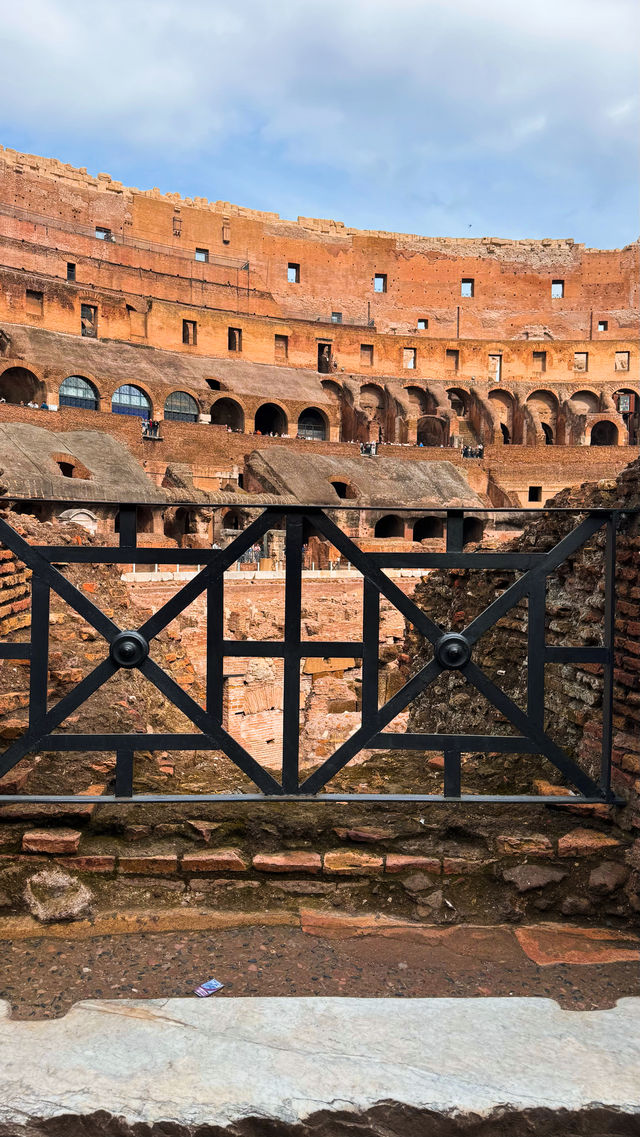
[301,657,442,794]
[463,513,606,646]
[462,660,603,799]
[139,657,282,796]
[310,510,444,645]
[137,509,275,643]
[0,516,120,643]
[0,657,117,778]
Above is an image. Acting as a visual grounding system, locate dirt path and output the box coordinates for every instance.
[2,920,637,1020]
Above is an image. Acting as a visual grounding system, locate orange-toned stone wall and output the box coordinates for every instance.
[0,146,637,342]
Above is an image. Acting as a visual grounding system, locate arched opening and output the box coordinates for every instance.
[527,390,557,445]
[488,389,515,444]
[590,421,618,446]
[447,388,471,417]
[569,390,600,414]
[210,397,244,432]
[0,366,43,405]
[413,516,444,541]
[255,403,287,436]
[329,479,357,500]
[112,384,151,419]
[57,461,74,478]
[463,517,484,546]
[164,391,199,422]
[404,386,435,416]
[223,510,245,531]
[374,515,404,538]
[59,375,99,410]
[297,407,328,440]
[417,416,447,446]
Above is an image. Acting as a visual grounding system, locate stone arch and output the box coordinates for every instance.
[446,387,471,416]
[488,389,515,443]
[404,385,433,416]
[417,416,448,446]
[111,383,152,418]
[164,390,199,422]
[413,516,444,541]
[254,402,287,436]
[569,390,600,414]
[526,389,558,445]
[222,509,247,531]
[59,375,99,410]
[374,514,404,538]
[210,397,245,432]
[589,420,618,446]
[297,406,328,440]
[329,478,358,500]
[0,366,44,405]
[321,379,342,400]
[463,517,484,546]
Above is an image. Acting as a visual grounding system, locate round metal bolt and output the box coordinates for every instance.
[435,632,471,670]
[110,630,149,669]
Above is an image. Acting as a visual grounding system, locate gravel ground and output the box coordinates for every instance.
[1,923,637,1019]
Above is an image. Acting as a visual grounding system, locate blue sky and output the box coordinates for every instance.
[1,0,638,248]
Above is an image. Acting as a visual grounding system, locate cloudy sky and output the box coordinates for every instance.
[0,0,637,247]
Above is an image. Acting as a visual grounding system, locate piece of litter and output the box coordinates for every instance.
[194,978,224,997]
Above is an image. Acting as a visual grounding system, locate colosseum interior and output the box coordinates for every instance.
[0,145,638,945]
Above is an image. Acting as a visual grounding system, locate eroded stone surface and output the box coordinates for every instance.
[0,996,638,1132]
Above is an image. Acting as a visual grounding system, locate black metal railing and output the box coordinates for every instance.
[0,501,630,806]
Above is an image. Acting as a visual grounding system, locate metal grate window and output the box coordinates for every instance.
[59,375,99,411]
[164,391,199,422]
[111,384,152,418]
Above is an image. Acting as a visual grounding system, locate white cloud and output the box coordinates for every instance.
[0,0,637,243]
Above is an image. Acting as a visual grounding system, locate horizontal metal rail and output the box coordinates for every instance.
[0,502,629,807]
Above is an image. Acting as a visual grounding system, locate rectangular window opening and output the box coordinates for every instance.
[488,353,502,381]
[95,226,113,241]
[287,262,300,283]
[182,319,197,346]
[26,288,43,315]
[172,216,182,237]
[360,344,373,367]
[551,279,564,299]
[331,311,342,324]
[228,327,242,352]
[374,273,387,293]
[598,320,608,332]
[461,278,474,298]
[532,350,547,373]
[81,303,97,338]
[446,348,460,371]
[275,334,288,361]
[195,248,209,263]
[417,318,428,330]
[615,351,630,372]
[403,347,417,370]
[574,352,588,372]
[528,486,542,503]
[66,263,76,282]
[222,224,231,244]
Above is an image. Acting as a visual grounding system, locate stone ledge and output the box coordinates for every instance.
[0,996,637,1132]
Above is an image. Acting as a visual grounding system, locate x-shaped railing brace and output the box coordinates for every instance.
[0,508,614,801]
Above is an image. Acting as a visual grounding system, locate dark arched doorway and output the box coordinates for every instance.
[413,516,444,541]
[590,421,618,446]
[297,407,327,440]
[255,403,287,436]
[211,398,244,431]
[374,515,404,538]
[0,367,43,405]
